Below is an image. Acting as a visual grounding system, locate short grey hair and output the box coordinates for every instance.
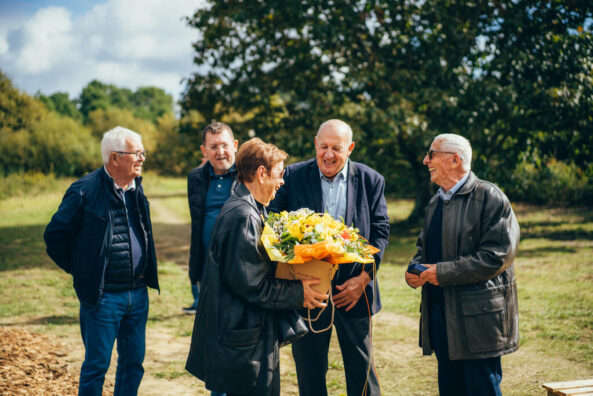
[101,126,142,164]
[433,133,472,172]
[317,119,353,143]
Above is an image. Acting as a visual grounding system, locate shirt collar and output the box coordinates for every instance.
[438,172,469,201]
[208,163,236,178]
[104,165,136,192]
[319,159,349,182]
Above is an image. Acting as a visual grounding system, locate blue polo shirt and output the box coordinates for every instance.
[202,165,235,250]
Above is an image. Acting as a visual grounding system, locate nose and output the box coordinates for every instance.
[422,154,429,165]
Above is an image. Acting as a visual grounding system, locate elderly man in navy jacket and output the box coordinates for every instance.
[44,126,159,396]
[269,119,390,396]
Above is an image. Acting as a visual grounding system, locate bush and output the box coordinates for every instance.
[0,171,69,199]
[0,113,101,176]
[509,159,590,206]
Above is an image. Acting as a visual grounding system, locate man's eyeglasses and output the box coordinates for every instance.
[426,149,457,160]
[115,150,147,160]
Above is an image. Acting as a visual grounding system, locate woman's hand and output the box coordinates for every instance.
[301,279,328,309]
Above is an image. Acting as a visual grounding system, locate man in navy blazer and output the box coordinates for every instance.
[269,119,390,396]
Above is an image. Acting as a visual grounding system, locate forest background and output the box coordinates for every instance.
[1,0,592,220]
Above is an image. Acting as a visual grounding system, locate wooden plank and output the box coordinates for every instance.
[544,379,593,391]
[558,387,593,396]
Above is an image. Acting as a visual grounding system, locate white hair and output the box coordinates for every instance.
[101,126,142,164]
[317,119,353,143]
[433,133,472,172]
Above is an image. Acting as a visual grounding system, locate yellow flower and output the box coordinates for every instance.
[288,220,303,239]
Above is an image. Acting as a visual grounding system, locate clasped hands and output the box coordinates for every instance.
[405,264,439,289]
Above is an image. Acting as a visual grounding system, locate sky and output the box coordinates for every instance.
[0,0,206,103]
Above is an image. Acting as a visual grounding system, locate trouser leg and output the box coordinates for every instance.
[334,310,380,395]
[429,301,466,396]
[291,307,333,396]
[114,287,149,396]
[462,356,502,396]
[78,292,124,396]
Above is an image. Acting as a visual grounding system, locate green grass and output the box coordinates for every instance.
[1,174,592,395]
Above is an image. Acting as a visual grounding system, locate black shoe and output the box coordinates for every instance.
[182,306,197,314]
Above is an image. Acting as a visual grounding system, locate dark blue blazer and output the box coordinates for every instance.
[269,158,390,317]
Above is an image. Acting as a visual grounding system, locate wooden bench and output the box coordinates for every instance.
[543,379,593,395]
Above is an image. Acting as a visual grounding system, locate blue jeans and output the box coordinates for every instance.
[78,287,149,396]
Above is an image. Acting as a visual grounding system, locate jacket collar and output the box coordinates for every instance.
[233,182,264,216]
[101,166,142,197]
[453,171,477,196]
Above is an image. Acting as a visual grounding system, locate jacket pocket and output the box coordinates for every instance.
[460,294,508,353]
[214,326,263,390]
[221,326,262,348]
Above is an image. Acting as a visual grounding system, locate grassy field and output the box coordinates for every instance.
[1,173,592,395]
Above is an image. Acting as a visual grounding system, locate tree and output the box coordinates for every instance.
[79,80,174,124]
[130,87,174,123]
[183,0,593,217]
[0,70,46,132]
[86,107,158,153]
[36,92,83,122]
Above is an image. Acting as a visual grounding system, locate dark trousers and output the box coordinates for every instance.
[292,305,380,396]
[429,301,502,396]
[78,287,149,396]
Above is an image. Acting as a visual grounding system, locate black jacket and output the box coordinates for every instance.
[185,184,304,396]
[187,162,238,284]
[44,167,159,304]
[410,172,520,360]
[268,159,390,317]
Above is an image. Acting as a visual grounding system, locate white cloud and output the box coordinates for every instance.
[0,0,204,101]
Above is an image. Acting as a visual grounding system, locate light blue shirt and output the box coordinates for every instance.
[320,160,348,221]
[437,172,469,201]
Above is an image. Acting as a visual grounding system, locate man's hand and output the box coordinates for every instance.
[405,271,425,289]
[333,271,371,311]
[301,279,328,309]
[420,264,439,285]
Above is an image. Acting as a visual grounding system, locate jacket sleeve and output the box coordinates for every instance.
[187,171,203,284]
[43,186,84,274]
[363,174,390,276]
[219,211,304,310]
[437,188,520,286]
[409,229,425,267]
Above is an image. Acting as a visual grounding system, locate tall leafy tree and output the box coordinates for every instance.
[131,87,174,123]
[182,1,593,220]
[36,92,83,122]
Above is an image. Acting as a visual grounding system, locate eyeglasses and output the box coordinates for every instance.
[426,149,457,160]
[115,150,147,160]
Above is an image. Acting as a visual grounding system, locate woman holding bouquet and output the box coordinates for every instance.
[186,138,328,396]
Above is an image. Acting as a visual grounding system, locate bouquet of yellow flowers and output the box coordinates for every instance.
[261,208,379,265]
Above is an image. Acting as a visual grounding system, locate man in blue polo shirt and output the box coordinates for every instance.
[183,122,238,317]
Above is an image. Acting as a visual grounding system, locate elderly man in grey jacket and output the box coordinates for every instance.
[406,133,520,396]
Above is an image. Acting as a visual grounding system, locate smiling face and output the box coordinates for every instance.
[315,123,355,180]
[201,129,238,175]
[109,138,145,185]
[261,161,285,206]
[423,139,460,191]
